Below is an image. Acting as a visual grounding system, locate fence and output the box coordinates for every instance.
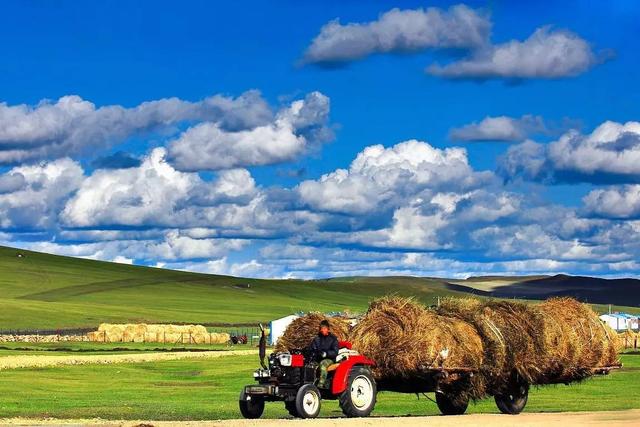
[88,330,230,345]
[622,334,639,350]
[228,327,261,346]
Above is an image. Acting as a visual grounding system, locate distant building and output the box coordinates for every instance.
[269,314,300,346]
[600,313,639,331]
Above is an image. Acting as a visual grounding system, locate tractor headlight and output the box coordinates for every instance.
[277,353,292,367]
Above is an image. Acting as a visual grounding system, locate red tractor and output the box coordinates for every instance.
[239,326,376,419]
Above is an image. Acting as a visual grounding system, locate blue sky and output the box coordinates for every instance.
[1,1,640,278]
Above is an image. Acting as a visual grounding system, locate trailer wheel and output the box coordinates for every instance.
[435,391,469,415]
[495,383,529,415]
[339,366,377,417]
[285,400,299,417]
[239,389,264,419]
[295,383,321,419]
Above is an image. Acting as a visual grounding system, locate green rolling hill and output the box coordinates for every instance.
[0,245,638,330]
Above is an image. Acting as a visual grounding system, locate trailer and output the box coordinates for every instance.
[239,327,622,418]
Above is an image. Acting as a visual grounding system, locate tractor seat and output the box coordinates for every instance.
[338,340,352,349]
[327,363,340,372]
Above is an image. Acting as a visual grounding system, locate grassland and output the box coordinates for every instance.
[1,246,638,330]
[0,342,238,357]
[0,246,483,330]
[0,352,636,420]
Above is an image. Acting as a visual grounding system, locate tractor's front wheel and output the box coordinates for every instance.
[339,366,377,417]
[435,391,469,415]
[495,382,529,415]
[239,389,265,419]
[295,383,321,418]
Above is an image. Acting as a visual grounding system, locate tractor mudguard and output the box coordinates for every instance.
[331,355,375,395]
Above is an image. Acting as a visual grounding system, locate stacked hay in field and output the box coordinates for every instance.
[275,312,351,352]
[87,323,229,344]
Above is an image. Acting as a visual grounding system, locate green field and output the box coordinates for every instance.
[0,246,485,330]
[1,246,638,330]
[0,342,238,356]
[0,352,637,420]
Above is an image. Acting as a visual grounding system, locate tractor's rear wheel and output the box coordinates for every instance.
[295,383,321,418]
[435,391,469,415]
[339,366,377,417]
[239,389,265,419]
[285,400,299,417]
[495,382,529,415]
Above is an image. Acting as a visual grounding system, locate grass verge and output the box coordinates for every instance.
[0,353,636,420]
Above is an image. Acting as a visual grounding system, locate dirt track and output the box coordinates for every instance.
[0,349,256,370]
[1,411,638,426]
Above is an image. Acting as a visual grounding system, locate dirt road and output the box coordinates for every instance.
[0,349,256,370]
[1,411,638,426]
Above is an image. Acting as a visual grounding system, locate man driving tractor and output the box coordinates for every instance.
[307,319,339,388]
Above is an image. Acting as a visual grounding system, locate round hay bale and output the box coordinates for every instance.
[212,332,231,344]
[350,296,484,383]
[438,298,549,392]
[191,333,207,344]
[539,298,620,381]
[275,312,351,352]
[181,325,207,335]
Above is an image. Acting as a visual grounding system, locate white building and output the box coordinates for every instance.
[600,313,640,331]
[269,314,300,346]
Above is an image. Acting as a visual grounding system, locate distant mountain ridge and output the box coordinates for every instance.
[446,274,640,307]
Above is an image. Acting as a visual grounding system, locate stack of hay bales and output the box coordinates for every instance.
[87,323,230,344]
[436,298,548,394]
[275,312,351,352]
[435,297,619,395]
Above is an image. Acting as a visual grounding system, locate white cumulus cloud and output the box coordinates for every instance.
[499,121,640,183]
[450,115,546,142]
[62,148,197,227]
[302,5,490,65]
[583,185,640,219]
[298,139,492,215]
[0,91,273,164]
[167,92,332,171]
[0,158,84,229]
[428,27,603,80]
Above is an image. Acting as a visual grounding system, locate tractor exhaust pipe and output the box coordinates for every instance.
[258,324,267,369]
